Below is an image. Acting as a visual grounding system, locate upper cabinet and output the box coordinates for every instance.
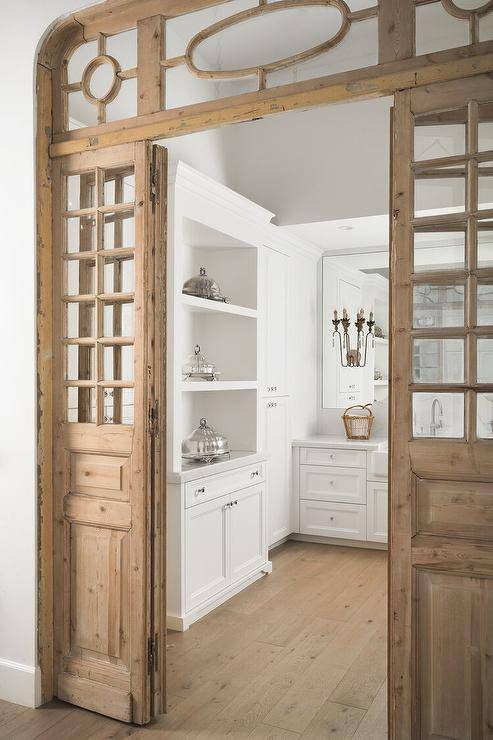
[262,246,289,397]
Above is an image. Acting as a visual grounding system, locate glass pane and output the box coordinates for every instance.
[66,302,95,339]
[66,173,95,211]
[106,78,137,122]
[103,345,134,381]
[478,281,493,325]
[477,392,493,439]
[414,123,466,162]
[103,301,134,337]
[413,283,465,328]
[66,345,95,381]
[104,166,135,205]
[103,209,135,249]
[412,392,464,438]
[478,161,493,211]
[477,337,493,382]
[412,338,464,383]
[103,256,135,293]
[413,230,465,272]
[106,29,137,71]
[478,220,493,267]
[67,386,96,423]
[68,91,98,129]
[414,169,466,217]
[103,387,134,425]
[66,215,96,253]
[65,259,96,296]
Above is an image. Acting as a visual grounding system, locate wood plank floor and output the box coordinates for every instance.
[0,541,387,739]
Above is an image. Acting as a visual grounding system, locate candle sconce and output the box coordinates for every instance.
[332,308,375,368]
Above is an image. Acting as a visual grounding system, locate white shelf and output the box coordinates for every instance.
[374,379,388,386]
[182,294,257,319]
[181,380,258,392]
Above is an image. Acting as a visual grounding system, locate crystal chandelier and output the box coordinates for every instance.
[332,308,375,368]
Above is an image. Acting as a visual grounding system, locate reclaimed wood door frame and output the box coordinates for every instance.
[390,75,493,738]
[48,140,166,724]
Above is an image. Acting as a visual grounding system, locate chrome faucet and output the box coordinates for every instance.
[430,397,444,436]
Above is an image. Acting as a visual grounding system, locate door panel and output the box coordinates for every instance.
[53,143,166,724]
[263,396,290,545]
[391,75,493,738]
[230,485,265,583]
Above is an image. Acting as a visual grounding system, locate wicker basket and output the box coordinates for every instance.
[342,404,374,440]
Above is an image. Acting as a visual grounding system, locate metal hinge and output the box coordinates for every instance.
[149,400,159,437]
[148,634,158,673]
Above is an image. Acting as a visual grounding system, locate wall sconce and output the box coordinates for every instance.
[332,308,375,368]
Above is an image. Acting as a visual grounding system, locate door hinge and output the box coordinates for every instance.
[148,634,158,673]
[149,400,159,436]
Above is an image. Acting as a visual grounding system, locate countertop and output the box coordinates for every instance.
[292,435,387,451]
[167,451,266,484]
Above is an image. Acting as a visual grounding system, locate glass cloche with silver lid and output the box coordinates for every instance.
[182,417,230,463]
[182,267,229,303]
[182,345,221,381]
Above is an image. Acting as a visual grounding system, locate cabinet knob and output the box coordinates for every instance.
[329,454,335,460]
[330,516,335,521]
[195,487,206,497]
[329,480,334,486]
[250,470,259,478]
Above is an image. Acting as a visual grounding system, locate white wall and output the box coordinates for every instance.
[0,0,107,708]
[222,97,392,225]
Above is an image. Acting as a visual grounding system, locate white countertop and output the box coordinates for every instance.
[292,435,387,451]
[167,451,266,484]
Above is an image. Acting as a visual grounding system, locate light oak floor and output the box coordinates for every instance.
[0,541,387,739]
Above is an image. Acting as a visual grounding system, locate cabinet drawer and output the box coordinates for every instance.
[300,500,367,540]
[300,465,366,504]
[299,447,366,469]
[338,392,361,407]
[185,462,265,508]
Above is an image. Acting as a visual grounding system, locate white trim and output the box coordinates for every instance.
[0,657,41,708]
[289,532,387,550]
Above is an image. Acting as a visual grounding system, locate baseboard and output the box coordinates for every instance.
[0,657,40,707]
[289,533,388,551]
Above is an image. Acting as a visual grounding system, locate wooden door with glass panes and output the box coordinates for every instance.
[391,76,493,739]
[52,142,166,724]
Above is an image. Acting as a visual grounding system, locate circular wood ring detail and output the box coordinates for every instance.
[81,55,122,105]
[185,0,352,80]
[441,0,493,19]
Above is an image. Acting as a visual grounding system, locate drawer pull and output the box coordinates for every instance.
[329,480,334,486]
[250,470,260,478]
[195,487,206,497]
[330,516,335,521]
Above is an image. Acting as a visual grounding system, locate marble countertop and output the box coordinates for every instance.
[292,435,387,451]
[167,451,266,484]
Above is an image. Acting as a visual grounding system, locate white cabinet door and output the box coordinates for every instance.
[263,397,290,546]
[367,481,388,543]
[263,247,289,396]
[230,485,266,583]
[185,494,230,611]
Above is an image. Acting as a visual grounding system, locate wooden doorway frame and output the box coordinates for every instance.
[37,0,493,729]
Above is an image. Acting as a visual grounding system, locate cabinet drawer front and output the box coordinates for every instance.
[185,462,265,508]
[300,500,367,540]
[300,466,366,504]
[338,392,361,407]
[300,447,366,469]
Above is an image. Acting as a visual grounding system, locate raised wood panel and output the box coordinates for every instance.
[410,440,493,481]
[70,452,130,500]
[417,570,493,739]
[64,494,132,529]
[70,523,130,664]
[417,479,493,541]
[57,672,132,722]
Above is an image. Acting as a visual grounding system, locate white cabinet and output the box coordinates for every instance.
[186,494,229,611]
[367,481,388,543]
[168,459,269,631]
[263,247,289,396]
[230,486,266,582]
[263,396,290,546]
[294,440,387,546]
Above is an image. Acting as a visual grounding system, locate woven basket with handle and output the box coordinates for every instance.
[342,404,374,440]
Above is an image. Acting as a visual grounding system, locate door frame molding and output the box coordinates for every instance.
[36,0,493,727]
